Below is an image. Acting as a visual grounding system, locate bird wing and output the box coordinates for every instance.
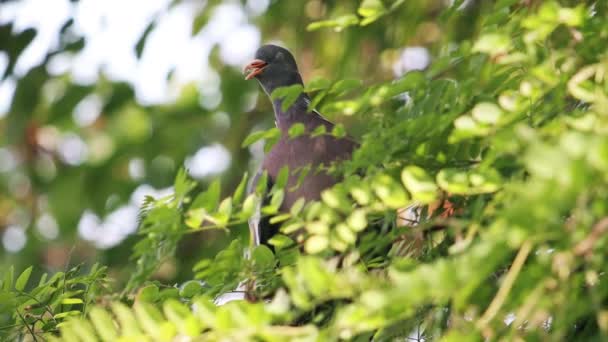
[247,165,273,247]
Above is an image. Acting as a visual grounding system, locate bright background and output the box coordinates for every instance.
[0,0,433,284]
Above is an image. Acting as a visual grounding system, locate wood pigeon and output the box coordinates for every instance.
[243,44,357,247]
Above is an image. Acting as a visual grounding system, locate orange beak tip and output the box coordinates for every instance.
[243,59,267,80]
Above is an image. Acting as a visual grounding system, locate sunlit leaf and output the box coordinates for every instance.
[306,15,359,32]
[271,84,304,112]
[288,122,306,138]
[15,266,32,291]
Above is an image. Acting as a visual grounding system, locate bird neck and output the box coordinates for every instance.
[272,93,311,130]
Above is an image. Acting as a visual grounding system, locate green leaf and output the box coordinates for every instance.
[62,298,84,305]
[306,14,359,32]
[436,168,502,195]
[305,77,331,92]
[330,79,362,95]
[89,307,119,342]
[390,71,426,94]
[256,171,269,195]
[192,179,221,212]
[263,189,285,214]
[471,102,503,125]
[331,123,346,138]
[401,166,438,204]
[358,0,387,25]
[54,310,82,319]
[134,21,155,59]
[174,168,195,200]
[271,84,304,112]
[179,280,203,298]
[305,235,329,254]
[372,174,410,209]
[242,130,268,148]
[290,198,306,215]
[269,213,291,224]
[241,194,259,219]
[451,115,491,142]
[134,301,176,340]
[358,0,386,16]
[558,5,586,27]
[311,124,327,137]
[3,265,14,291]
[349,181,373,205]
[15,266,32,291]
[232,172,248,205]
[288,123,306,138]
[191,12,209,35]
[242,128,281,152]
[473,33,512,56]
[321,187,351,212]
[336,223,357,244]
[306,221,329,235]
[213,198,232,227]
[163,299,201,336]
[269,234,295,250]
[112,302,142,336]
[136,284,160,303]
[252,245,276,270]
[281,221,304,235]
[185,208,205,229]
[346,209,368,232]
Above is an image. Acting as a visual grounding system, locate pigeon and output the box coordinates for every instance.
[243,44,357,247]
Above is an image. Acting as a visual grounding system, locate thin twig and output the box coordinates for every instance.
[477,240,533,330]
[574,217,608,256]
[16,290,57,324]
[15,310,38,342]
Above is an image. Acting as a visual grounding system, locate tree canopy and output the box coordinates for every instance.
[1,0,608,340]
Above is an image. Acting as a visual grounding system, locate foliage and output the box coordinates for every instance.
[0,264,109,340]
[2,0,608,341]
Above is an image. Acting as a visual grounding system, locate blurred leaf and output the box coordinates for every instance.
[331,123,346,138]
[62,298,84,305]
[471,102,503,124]
[288,122,306,138]
[0,25,36,79]
[307,14,359,32]
[232,172,249,205]
[401,166,438,204]
[305,235,329,254]
[252,245,275,270]
[437,168,502,194]
[135,21,156,59]
[271,84,304,112]
[372,174,410,209]
[179,281,203,298]
[473,33,512,56]
[89,307,119,342]
[3,266,14,291]
[242,128,281,152]
[358,0,387,25]
[330,79,362,95]
[136,284,160,303]
[15,266,32,291]
[305,77,331,92]
[174,168,195,200]
[274,165,290,190]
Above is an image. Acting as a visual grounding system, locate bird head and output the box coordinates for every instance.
[244,44,303,95]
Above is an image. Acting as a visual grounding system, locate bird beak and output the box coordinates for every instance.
[243,59,268,80]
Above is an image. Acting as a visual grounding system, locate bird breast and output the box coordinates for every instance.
[262,131,354,210]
